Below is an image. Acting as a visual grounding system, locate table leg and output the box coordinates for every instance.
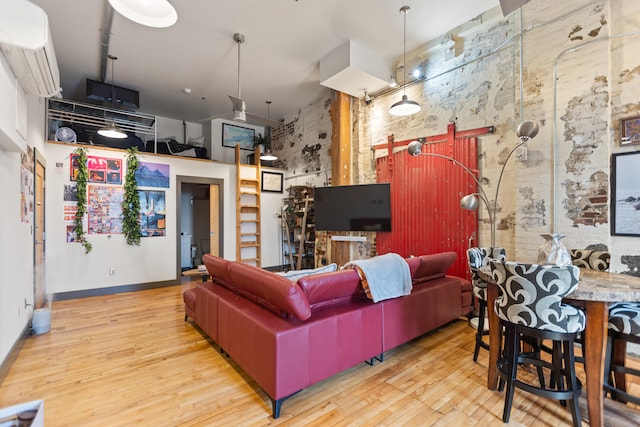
[584,301,608,427]
[487,282,500,390]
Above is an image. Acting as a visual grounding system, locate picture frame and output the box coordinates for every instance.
[222,123,255,150]
[611,151,640,236]
[620,115,640,146]
[261,171,283,193]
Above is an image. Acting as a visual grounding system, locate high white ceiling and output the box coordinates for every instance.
[32,0,500,124]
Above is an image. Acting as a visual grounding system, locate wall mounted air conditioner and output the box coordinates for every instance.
[0,0,60,97]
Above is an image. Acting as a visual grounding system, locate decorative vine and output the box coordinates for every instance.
[72,147,92,253]
[122,147,142,246]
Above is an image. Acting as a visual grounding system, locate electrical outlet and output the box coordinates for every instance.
[109,267,116,276]
[514,146,528,161]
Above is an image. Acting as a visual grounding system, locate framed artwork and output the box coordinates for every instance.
[611,151,640,236]
[620,115,640,146]
[222,123,255,150]
[261,171,283,193]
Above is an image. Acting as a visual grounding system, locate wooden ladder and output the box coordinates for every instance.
[235,145,261,267]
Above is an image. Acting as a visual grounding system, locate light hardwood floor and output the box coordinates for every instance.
[1,279,639,426]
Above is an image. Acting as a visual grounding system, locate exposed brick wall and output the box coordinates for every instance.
[274,0,640,271]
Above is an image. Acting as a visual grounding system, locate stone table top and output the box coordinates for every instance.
[566,269,640,302]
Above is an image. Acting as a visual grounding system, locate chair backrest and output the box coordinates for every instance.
[467,247,506,288]
[489,261,583,332]
[570,249,610,271]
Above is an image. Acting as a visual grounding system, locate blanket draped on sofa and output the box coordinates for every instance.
[343,253,412,302]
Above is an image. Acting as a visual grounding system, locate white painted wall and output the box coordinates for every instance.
[0,52,46,365]
[44,143,284,295]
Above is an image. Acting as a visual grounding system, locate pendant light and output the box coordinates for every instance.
[98,55,127,139]
[108,0,177,28]
[389,5,421,117]
[260,101,278,161]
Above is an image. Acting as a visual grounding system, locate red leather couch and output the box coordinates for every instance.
[184,252,471,418]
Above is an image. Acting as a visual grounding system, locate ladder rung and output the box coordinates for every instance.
[240,242,259,248]
[240,258,260,263]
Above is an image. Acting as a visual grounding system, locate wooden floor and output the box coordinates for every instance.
[1,280,640,426]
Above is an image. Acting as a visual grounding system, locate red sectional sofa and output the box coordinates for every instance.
[184,252,472,418]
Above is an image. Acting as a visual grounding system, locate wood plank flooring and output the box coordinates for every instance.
[1,280,639,426]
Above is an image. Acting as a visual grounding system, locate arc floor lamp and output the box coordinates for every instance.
[406,121,539,247]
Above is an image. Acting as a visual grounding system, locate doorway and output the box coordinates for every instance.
[177,177,223,273]
[34,149,46,309]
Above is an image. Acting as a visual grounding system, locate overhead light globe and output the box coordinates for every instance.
[390,95,421,116]
[98,122,127,139]
[109,0,178,28]
[260,150,277,161]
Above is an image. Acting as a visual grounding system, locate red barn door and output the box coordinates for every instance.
[375,127,481,280]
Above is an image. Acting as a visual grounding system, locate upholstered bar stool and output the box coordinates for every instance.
[605,302,640,405]
[467,247,506,362]
[489,261,585,426]
[570,249,610,271]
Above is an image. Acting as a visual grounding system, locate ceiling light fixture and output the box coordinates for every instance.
[389,74,398,88]
[389,5,421,117]
[98,55,127,139]
[108,0,177,28]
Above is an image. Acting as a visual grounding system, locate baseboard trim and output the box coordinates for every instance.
[0,323,31,385]
[52,280,178,301]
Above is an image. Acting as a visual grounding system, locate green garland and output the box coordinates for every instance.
[72,147,92,253]
[122,147,142,246]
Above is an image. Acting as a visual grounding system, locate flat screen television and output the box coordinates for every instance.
[314,183,391,232]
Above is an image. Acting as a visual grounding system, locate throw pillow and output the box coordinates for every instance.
[277,263,338,282]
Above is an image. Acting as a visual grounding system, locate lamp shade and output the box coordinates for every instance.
[407,140,423,156]
[109,0,177,28]
[389,95,421,116]
[516,120,539,141]
[460,194,479,211]
[98,122,127,139]
[260,150,277,161]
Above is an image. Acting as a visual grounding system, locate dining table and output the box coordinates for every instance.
[482,267,640,427]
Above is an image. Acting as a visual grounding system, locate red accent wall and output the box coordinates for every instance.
[376,135,479,280]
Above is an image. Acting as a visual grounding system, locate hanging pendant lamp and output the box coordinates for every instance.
[260,101,278,161]
[389,5,421,117]
[98,55,127,139]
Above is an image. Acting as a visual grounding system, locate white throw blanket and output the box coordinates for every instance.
[343,253,412,303]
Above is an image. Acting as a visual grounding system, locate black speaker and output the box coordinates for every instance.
[86,78,140,109]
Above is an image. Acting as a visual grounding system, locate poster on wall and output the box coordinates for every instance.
[135,161,170,188]
[88,186,124,234]
[20,147,34,224]
[611,151,640,236]
[139,190,166,237]
[70,154,123,185]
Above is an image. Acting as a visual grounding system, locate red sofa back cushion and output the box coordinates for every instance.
[297,269,365,312]
[203,254,234,287]
[413,252,457,283]
[227,262,312,321]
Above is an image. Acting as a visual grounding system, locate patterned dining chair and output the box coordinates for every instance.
[567,249,610,364]
[570,249,610,271]
[466,247,506,362]
[489,261,585,426]
[605,302,640,405]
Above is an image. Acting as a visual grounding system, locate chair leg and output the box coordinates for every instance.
[563,338,582,427]
[502,323,519,423]
[473,298,486,362]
